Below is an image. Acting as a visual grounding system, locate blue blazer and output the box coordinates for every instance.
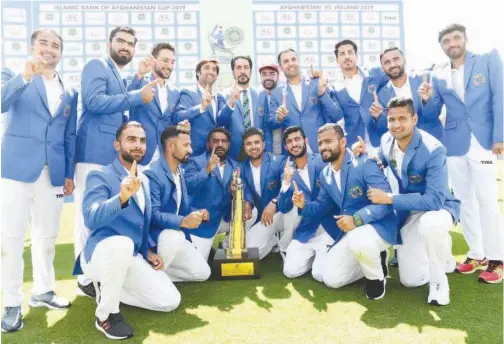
[241,153,286,220]
[268,77,342,154]
[73,158,152,275]
[217,87,273,160]
[77,57,144,165]
[1,68,78,186]
[277,154,335,243]
[184,152,244,238]
[300,150,399,245]
[144,158,190,244]
[129,74,181,165]
[377,73,444,141]
[378,129,460,228]
[430,50,503,156]
[175,85,226,156]
[330,67,389,147]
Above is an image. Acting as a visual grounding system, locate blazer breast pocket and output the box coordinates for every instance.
[407,169,426,186]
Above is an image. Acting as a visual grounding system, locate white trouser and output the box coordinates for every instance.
[322,224,389,289]
[157,230,211,282]
[191,208,258,260]
[74,162,103,285]
[398,210,454,287]
[283,228,334,280]
[81,236,180,321]
[247,212,289,259]
[447,137,503,260]
[1,167,64,306]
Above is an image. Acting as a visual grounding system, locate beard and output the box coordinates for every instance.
[154,65,172,80]
[110,47,133,66]
[262,79,278,91]
[174,152,190,164]
[288,143,307,159]
[446,46,466,60]
[121,150,144,164]
[237,74,250,86]
[321,148,341,163]
[386,66,405,80]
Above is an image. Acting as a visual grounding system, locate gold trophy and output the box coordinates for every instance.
[211,168,260,280]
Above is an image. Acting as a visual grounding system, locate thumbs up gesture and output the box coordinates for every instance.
[141,79,161,103]
[369,91,383,119]
[120,160,142,204]
[291,181,305,209]
[418,73,433,102]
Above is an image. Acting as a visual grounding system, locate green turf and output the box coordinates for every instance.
[2,167,504,344]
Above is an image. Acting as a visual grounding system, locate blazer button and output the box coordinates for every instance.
[47,141,51,145]
[48,122,52,126]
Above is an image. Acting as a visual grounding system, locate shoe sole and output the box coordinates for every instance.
[428,299,450,306]
[366,279,387,300]
[1,321,23,333]
[95,321,133,340]
[456,265,488,274]
[478,277,503,284]
[76,287,96,299]
[28,300,71,311]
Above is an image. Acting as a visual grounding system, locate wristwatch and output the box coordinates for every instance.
[271,198,278,205]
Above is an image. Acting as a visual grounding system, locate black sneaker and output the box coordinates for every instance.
[77,282,96,299]
[365,278,386,300]
[95,313,134,340]
[380,250,389,278]
[390,249,399,267]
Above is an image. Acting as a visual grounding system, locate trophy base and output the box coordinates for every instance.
[211,247,260,280]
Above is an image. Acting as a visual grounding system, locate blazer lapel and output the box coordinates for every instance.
[339,152,352,207]
[307,154,316,191]
[222,160,234,188]
[260,154,270,194]
[32,76,51,116]
[165,87,177,116]
[401,129,421,186]
[300,78,310,113]
[180,171,189,214]
[326,168,342,206]
[107,57,126,93]
[161,158,177,205]
[150,74,162,114]
[463,52,475,91]
[113,159,140,207]
[286,84,301,113]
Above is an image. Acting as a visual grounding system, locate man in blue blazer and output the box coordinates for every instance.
[367,97,460,306]
[217,56,273,160]
[1,29,76,333]
[241,127,286,259]
[329,39,389,154]
[374,47,443,141]
[175,58,225,156]
[268,49,342,155]
[423,24,503,283]
[73,122,180,340]
[184,127,256,260]
[144,126,211,282]
[129,43,181,165]
[276,126,334,278]
[292,124,398,300]
[258,64,282,154]
[74,26,160,295]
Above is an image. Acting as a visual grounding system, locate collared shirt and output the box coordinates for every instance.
[250,162,262,196]
[343,71,363,104]
[111,59,129,119]
[392,139,406,176]
[173,167,182,214]
[157,81,169,113]
[331,166,342,191]
[451,65,465,102]
[390,78,413,100]
[240,87,254,126]
[219,164,225,178]
[288,82,303,110]
[198,83,217,120]
[281,162,311,193]
[123,167,145,213]
[42,74,64,116]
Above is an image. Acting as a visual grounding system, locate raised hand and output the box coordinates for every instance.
[418,73,433,102]
[23,56,46,81]
[283,157,295,184]
[351,135,366,157]
[206,146,220,174]
[201,84,213,111]
[120,160,141,204]
[181,210,204,228]
[136,55,156,79]
[334,215,356,232]
[228,81,242,107]
[291,181,305,209]
[369,91,383,119]
[141,79,161,103]
[176,119,191,133]
[277,88,289,122]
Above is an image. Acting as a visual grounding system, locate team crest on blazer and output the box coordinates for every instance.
[63,105,70,117]
[349,185,363,198]
[310,96,318,105]
[408,174,424,184]
[367,84,377,93]
[316,179,321,188]
[472,74,486,86]
[258,107,264,116]
[267,180,277,190]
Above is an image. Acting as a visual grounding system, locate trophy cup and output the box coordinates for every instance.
[211,168,260,280]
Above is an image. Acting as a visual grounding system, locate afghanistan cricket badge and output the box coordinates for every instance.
[267,180,277,190]
[472,73,486,86]
[316,180,321,189]
[63,105,70,117]
[258,107,264,116]
[390,159,397,170]
[408,174,424,184]
[311,96,318,105]
[349,185,363,198]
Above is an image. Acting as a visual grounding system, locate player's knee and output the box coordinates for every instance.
[193,264,211,282]
[399,270,428,288]
[311,269,324,283]
[158,229,185,247]
[283,264,304,279]
[109,236,135,257]
[156,287,181,312]
[323,275,346,289]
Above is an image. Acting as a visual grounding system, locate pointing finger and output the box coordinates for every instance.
[373,90,379,104]
[423,73,428,84]
[285,156,291,168]
[358,135,364,145]
[211,146,216,156]
[292,180,299,193]
[130,160,137,176]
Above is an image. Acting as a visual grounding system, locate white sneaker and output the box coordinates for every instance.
[428,279,450,306]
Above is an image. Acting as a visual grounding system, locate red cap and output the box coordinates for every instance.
[258,64,280,73]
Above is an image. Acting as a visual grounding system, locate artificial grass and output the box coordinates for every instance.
[2,199,503,344]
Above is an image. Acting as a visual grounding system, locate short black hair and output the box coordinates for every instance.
[387,97,415,116]
[151,42,175,58]
[379,47,404,62]
[195,59,220,81]
[116,121,144,140]
[282,126,306,145]
[231,55,253,71]
[277,48,297,65]
[334,39,358,56]
[207,127,230,143]
[438,23,466,43]
[31,28,63,52]
[318,123,345,139]
[109,26,137,45]
[243,127,264,143]
[160,126,190,151]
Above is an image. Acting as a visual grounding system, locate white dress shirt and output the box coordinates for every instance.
[331,167,342,191]
[451,65,465,102]
[42,74,64,117]
[391,78,413,100]
[281,163,311,192]
[198,83,217,120]
[250,163,262,196]
[344,71,363,104]
[124,167,145,213]
[392,140,406,177]
[157,81,169,113]
[288,82,303,110]
[173,168,182,214]
[219,164,225,179]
